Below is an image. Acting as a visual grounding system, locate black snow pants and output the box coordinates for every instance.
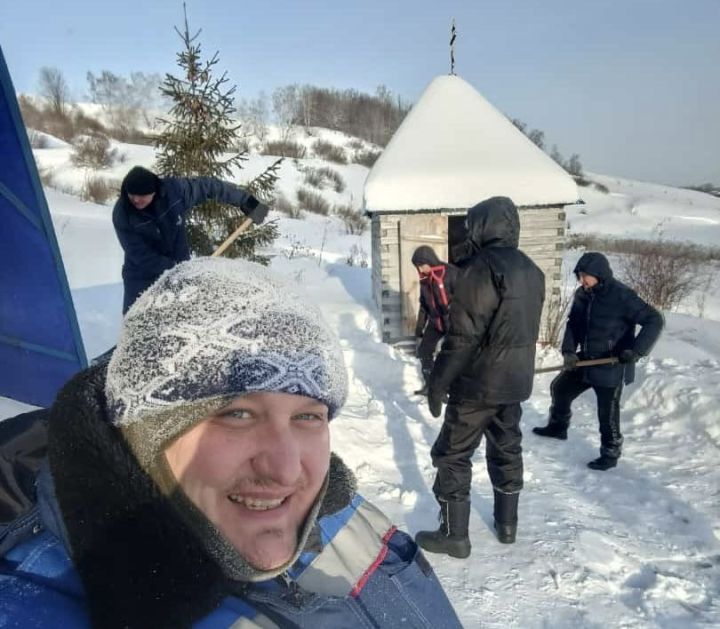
[431,400,523,500]
[417,326,444,382]
[549,369,624,459]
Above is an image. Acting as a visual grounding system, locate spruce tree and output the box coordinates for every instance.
[154,5,279,262]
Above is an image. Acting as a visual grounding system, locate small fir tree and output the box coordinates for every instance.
[154,5,279,262]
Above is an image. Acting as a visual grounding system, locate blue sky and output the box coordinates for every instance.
[2,0,719,186]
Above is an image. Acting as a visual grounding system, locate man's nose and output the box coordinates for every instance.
[251,423,302,486]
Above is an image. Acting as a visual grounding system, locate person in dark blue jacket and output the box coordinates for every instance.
[113,166,269,313]
[533,252,664,470]
[0,257,461,629]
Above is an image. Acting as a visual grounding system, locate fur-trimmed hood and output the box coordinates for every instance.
[46,364,356,629]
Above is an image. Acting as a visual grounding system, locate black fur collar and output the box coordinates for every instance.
[48,365,356,629]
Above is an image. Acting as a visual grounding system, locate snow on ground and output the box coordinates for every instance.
[3,135,720,627]
[568,173,720,247]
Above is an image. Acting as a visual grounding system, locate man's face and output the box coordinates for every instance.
[579,272,599,290]
[128,192,155,210]
[165,391,330,570]
[416,263,431,275]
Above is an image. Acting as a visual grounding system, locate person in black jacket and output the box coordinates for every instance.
[113,166,269,314]
[533,252,664,470]
[411,246,458,396]
[415,197,545,557]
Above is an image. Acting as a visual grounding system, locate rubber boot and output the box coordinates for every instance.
[587,455,618,471]
[415,500,471,558]
[532,420,568,440]
[493,490,519,544]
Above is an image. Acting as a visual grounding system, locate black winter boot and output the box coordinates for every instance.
[532,421,568,440]
[414,364,433,396]
[415,500,471,558]
[493,490,519,544]
[587,455,618,471]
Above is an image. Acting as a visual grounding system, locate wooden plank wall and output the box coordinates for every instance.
[518,208,566,343]
[371,214,404,342]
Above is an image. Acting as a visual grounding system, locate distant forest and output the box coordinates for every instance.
[21,65,717,192]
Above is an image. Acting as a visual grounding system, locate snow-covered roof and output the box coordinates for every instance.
[364,75,579,212]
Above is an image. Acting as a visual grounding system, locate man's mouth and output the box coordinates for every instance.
[228,494,288,511]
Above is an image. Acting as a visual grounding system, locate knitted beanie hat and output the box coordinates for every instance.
[123,165,158,196]
[105,257,348,471]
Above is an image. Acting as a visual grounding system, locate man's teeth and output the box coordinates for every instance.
[228,495,286,510]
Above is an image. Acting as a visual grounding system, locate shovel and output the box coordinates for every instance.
[211,217,254,257]
[535,357,619,374]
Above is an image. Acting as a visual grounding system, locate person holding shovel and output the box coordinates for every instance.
[113,166,269,314]
[411,246,458,396]
[533,252,664,470]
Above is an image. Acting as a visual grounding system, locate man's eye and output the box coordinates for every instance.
[293,413,326,422]
[221,409,252,420]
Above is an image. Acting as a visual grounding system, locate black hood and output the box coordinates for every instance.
[411,245,442,267]
[574,252,613,282]
[466,196,520,249]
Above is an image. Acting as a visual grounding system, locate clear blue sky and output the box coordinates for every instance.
[3,0,719,186]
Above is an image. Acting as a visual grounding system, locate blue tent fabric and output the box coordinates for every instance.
[0,46,87,407]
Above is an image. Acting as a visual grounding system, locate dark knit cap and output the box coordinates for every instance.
[123,166,158,195]
[411,245,442,267]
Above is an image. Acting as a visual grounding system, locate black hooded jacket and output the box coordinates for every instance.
[430,197,545,404]
[562,252,664,387]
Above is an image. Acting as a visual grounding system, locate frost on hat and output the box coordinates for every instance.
[105,257,347,467]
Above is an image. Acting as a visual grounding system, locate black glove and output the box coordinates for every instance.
[243,196,269,224]
[618,349,637,364]
[428,387,445,418]
[562,353,579,370]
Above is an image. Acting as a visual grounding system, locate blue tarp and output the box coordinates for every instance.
[0,46,87,407]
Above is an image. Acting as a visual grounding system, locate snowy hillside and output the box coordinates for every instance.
[2,128,719,627]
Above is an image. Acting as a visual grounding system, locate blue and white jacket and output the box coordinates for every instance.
[0,368,462,629]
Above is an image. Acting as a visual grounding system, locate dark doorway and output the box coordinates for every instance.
[448,215,468,264]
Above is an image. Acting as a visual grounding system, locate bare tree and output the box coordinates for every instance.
[87,70,164,136]
[566,153,583,177]
[237,92,269,144]
[527,129,545,150]
[38,66,69,115]
[620,242,705,311]
[542,285,573,348]
[272,85,299,143]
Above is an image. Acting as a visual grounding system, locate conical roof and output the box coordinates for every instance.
[364,74,578,212]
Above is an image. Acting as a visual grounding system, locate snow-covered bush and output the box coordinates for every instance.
[81,175,119,205]
[303,166,345,193]
[296,187,330,215]
[334,204,367,235]
[71,135,120,169]
[351,149,381,167]
[273,193,302,219]
[312,140,347,164]
[261,140,306,158]
[345,244,368,267]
